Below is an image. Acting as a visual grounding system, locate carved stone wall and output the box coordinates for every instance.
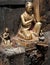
[0,0,25,5]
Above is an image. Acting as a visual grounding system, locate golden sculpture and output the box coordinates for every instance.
[18,2,42,40]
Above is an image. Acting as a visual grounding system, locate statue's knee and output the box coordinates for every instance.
[37,22,42,25]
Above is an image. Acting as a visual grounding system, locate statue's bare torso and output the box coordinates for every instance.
[21,11,34,30]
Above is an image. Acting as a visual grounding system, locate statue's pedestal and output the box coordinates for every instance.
[0,46,25,65]
[0,35,48,65]
[11,35,38,49]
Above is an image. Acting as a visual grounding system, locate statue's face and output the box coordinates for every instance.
[26,2,33,13]
[5,28,9,32]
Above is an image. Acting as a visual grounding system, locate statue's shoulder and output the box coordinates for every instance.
[21,11,27,17]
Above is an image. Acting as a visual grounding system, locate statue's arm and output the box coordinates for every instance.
[21,15,33,25]
[3,33,9,38]
[32,14,36,23]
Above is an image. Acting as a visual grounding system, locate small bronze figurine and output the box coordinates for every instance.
[3,27,10,40]
[2,27,11,46]
[39,30,45,41]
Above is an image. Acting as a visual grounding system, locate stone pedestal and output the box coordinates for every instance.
[0,47,25,65]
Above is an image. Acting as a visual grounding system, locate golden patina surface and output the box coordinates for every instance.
[18,2,42,40]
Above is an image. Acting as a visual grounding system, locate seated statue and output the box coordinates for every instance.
[2,27,11,46]
[3,28,10,40]
[18,2,42,40]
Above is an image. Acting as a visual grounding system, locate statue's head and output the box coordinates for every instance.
[5,27,9,32]
[25,2,33,13]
